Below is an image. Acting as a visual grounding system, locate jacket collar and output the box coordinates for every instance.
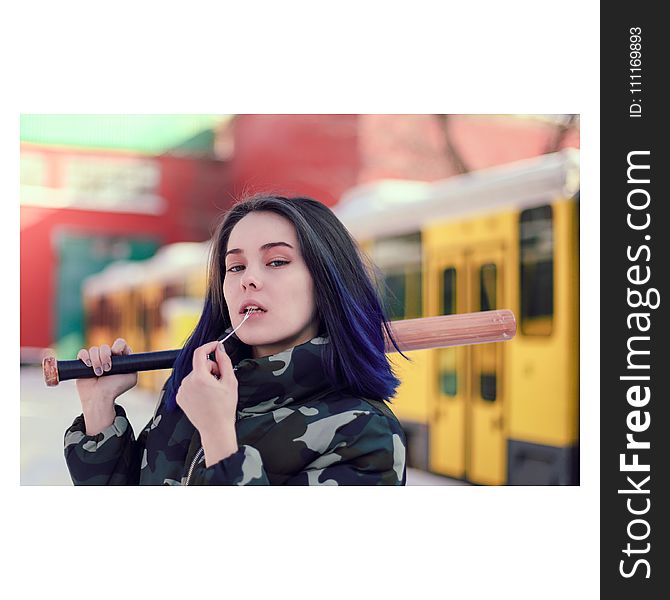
[218,327,333,416]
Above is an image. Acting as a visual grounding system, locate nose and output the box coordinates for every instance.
[240,265,262,290]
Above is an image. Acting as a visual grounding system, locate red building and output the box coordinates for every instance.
[222,114,579,191]
[20,145,229,352]
[222,114,361,205]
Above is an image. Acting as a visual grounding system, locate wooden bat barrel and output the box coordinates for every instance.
[43,309,516,386]
[386,309,516,352]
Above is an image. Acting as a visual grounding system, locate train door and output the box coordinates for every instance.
[427,242,507,484]
[467,245,506,485]
[428,247,468,478]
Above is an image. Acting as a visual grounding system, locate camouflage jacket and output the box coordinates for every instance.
[64,334,407,485]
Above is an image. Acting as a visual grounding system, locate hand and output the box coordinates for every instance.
[75,338,137,435]
[176,340,239,443]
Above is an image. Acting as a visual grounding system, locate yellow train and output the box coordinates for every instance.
[83,242,210,391]
[82,149,579,485]
[335,149,579,485]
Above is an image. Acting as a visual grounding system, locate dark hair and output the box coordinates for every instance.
[163,194,407,412]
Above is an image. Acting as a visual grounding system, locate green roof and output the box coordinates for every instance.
[20,114,230,154]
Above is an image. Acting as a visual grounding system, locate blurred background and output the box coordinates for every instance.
[20,114,580,485]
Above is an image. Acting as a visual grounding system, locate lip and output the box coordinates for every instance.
[239,301,268,314]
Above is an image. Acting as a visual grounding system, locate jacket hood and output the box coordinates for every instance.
[218,327,334,418]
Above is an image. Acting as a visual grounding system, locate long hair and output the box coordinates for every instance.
[163,194,407,412]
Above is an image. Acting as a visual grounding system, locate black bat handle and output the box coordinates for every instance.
[44,350,181,386]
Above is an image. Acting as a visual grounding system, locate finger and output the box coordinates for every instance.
[88,346,103,376]
[111,338,132,355]
[76,349,92,368]
[99,344,112,372]
[192,340,224,374]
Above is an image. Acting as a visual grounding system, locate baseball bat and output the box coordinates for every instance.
[43,309,516,387]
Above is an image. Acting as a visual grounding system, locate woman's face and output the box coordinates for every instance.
[223,211,320,358]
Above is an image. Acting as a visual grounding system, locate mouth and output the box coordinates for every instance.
[239,305,267,316]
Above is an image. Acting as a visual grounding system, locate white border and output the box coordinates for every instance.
[7,1,599,598]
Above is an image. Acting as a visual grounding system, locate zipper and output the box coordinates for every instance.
[185,364,241,485]
[185,447,205,485]
[185,412,240,485]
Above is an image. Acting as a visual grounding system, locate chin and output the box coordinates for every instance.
[241,327,304,348]
[236,334,260,346]
[237,330,280,347]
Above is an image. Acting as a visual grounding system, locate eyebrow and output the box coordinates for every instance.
[224,241,294,258]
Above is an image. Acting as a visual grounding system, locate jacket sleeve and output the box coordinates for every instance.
[187,445,270,485]
[64,404,148,485]
[188,410,406,486]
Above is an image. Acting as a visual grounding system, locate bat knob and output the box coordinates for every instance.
[43,356,59,387]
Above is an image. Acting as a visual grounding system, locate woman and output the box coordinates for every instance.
[64,195,408,485]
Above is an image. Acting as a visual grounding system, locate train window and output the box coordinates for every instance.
[155,282,187,328]
[96,297,104,328]
[480,374,497,402]
[165,282,186,299]
[439,349,457,396]
[110,305,119,333]
[441,267,456,315]
[371,233,423,320]
[519,205,554,336]
[137,294,147,333]
[479,263,496,311]
[99,296,110,328]
[478,263,497,401]
[439,267,458,396]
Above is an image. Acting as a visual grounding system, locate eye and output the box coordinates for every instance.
[226,265,244,273]
[268,259,290,267]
